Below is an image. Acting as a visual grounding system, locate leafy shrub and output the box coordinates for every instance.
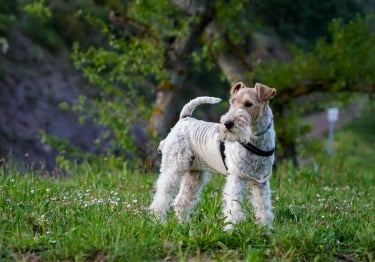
[250,15,375,159]
[0,14,16,37]
[249,0,363,46]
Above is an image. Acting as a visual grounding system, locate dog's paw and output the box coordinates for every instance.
[149,207,167,224]
[255,213,274,229]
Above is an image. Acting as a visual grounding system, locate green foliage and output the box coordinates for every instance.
[47,0,110,46]
[23,0,52,23]
[16,0,66,53]
[70,11,166,159]
[251,15,375,154]
[72,30,166,89]
[214,0,252,47]
[0,1,18,37]
[68,1,194,161]
[5,0,110,52]
[253,15,375,92]
[0,14,16,37]
[0,114,374,260]
[249,0,363,46]
[126,0,189,39]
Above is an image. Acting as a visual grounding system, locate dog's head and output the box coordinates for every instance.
[220,82,277,142]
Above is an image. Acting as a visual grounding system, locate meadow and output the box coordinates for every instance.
[0,113,374,261]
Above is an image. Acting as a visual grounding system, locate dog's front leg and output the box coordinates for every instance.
[222,174,245,230]
[250,179,273,227]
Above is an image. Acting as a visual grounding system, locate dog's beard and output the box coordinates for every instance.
[220,111,251,143]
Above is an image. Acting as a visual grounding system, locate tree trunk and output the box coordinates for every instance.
[149,0,213,139]
[149,82,179,139]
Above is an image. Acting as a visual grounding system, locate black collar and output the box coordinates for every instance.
[219,121,275,170]
[219,140,275,171]
[245,120,275,156]
[239,141,275,157]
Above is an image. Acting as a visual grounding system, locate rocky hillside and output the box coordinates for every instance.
[0,29,102,170]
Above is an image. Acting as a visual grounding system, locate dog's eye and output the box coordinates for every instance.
[244,101,253,107]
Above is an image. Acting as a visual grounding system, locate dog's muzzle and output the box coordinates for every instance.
[224,121,234,130]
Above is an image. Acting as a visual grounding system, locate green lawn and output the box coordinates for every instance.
[0,113,374,261]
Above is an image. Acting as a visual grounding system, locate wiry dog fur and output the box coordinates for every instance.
[150,82,277,229]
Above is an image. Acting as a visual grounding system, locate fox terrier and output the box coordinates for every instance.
[150,82,277,229]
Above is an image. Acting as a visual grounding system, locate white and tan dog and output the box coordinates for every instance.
[150,82,277,229]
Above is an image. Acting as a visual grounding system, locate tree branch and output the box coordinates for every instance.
[108,10,159,43]
[204,20,251,84]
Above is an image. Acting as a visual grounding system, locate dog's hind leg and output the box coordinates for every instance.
[150,167,185,222]
[173,171,208,222]
[222,174,245,230]
[150,129,193,222]
[250,179,273,227]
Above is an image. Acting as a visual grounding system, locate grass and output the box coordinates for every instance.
[0,111,374,261]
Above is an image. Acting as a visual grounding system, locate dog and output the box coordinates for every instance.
[150,82,277,229]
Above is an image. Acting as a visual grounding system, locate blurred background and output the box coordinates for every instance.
[0,0,374,172]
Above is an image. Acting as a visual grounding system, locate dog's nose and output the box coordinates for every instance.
[224,121,234,130]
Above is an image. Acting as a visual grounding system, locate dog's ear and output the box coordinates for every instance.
[230,82,246,95]
[255,83,277,102]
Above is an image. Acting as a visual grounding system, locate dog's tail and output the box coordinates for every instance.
[179,96,221,119]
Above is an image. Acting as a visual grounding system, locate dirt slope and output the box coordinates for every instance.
[0,30,101,170]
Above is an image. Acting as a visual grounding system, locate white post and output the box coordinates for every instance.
[326,107,339,155]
